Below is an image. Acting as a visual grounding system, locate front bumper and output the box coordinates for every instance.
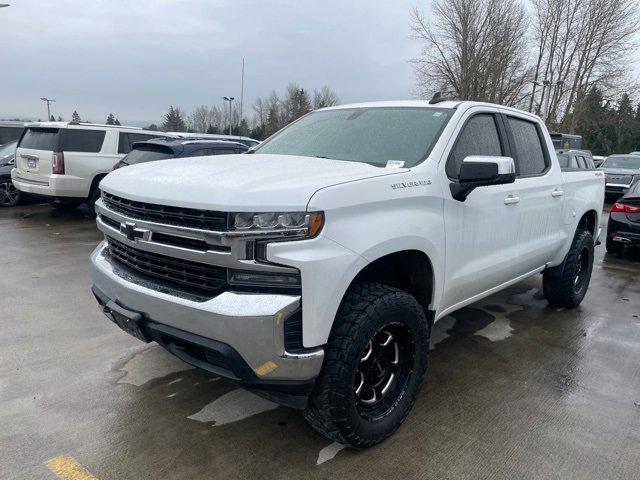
[90,242,324,400]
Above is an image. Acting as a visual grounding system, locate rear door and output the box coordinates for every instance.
[503,114,565,273]
[15,127,61,183]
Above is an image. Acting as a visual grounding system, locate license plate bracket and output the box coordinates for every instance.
[104,300,150,342]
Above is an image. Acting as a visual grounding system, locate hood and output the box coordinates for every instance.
[100,154,404,211]
[600,167,640,175]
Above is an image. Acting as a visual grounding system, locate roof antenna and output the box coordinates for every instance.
[429,92,444,104]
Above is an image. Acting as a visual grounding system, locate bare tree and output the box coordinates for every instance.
[524,0,639,128]
[312,86,340,109]
[410,0,531,106]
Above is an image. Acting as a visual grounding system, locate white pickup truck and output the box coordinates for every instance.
[90,100,604,448]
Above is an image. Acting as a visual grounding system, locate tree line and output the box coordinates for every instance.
[410,0,640,154]
[153,83,339,140]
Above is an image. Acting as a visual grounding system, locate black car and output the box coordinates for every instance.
[606,180,640,253]
[0,140,20,207]
[598,154,640,200]
[113,138,248,170]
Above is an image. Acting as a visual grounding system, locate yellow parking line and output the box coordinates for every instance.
[45,455,98,480]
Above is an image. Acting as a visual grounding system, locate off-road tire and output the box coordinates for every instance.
[304,282,430,449]
[605,236,624,254]
[543,229,594,308]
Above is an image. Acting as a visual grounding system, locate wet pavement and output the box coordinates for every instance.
[1,204,639,479]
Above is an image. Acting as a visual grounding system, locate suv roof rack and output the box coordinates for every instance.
[68,121,143,129]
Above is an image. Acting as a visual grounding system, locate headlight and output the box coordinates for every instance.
[231,211,324,238]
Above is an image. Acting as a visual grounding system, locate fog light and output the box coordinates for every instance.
[228,269,301,288]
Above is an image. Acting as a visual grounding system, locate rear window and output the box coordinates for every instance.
[122,145,175,165]
[18,128,60,150]
[61,129,105,153]
[119,133,165,154]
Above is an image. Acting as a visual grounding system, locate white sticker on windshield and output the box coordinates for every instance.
[386,160,405,168]
[433,112,444,117]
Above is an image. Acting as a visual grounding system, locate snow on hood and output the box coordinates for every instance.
[100,154,404,211]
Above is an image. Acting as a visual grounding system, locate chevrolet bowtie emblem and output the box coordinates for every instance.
[120,221,146,242]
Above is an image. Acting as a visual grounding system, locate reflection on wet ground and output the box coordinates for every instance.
[2,204,639,479]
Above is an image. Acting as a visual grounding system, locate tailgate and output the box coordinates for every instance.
[15,127,61,184]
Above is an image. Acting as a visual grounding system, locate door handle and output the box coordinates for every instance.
[551,189,564,198]
[504,195,520,205]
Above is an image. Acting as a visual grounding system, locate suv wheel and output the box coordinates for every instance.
[543,229,594,308]
[0,178,20,207]
[304,282,430,449]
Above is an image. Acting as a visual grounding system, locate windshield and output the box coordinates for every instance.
[255,107,453,167]
[0,140,17,158]
[122,145,175,165]
[601,155,640,170]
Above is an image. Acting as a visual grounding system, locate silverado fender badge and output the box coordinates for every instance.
[391,180,432,190]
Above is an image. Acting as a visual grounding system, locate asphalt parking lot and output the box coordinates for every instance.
[2,204,639,480]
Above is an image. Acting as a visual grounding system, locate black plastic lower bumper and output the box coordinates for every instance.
[92,285,314,408]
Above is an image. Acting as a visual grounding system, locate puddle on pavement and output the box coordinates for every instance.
[113,343,193,386]
[187,388,279,425]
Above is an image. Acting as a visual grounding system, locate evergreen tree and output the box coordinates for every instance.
[114,118,121,126]
[616,94,635,153]
[162,106,186,132]
[57,116,63,122]
[145,124,159,131]
[106,113,115,125]
[49,115,55,121]
[71,111,81,122]
[206,124,219,134]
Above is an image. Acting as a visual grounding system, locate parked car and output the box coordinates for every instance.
[113,138,248,170]
[597,154,640,199]
[556,149,595,169]
[630,151,640,156]
[606,180,640,253]
[167,132,261,148]
[11,122,172,216]
[0,140,20,207]
[0,121,25,145]
[90,100,604,448]
[593,155,606,168]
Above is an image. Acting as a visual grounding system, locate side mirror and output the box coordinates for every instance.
[450,156,516,201]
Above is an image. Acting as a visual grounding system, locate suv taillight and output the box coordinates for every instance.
[611,202,640,213]
[52,152,65,174]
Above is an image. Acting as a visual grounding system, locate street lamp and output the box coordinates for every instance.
[222,96,234,136]
[533,80,564,123]
[40,97,56,120]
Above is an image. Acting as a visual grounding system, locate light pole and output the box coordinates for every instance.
[222,96,234,136]
[40,97,55,120]
[533,80,563,123]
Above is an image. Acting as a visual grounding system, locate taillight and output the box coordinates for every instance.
[611,202,640,213]
[52,152,65,174]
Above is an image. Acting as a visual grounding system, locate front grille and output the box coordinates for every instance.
[106,237,227,297]
[102,192,228,231]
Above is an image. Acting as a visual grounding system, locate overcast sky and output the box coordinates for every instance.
[1,0,424,124]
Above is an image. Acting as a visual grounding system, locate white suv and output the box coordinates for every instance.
[12,122,171,215]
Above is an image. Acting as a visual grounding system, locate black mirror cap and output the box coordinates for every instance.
[459,161,499,182]
[451,167,516,202]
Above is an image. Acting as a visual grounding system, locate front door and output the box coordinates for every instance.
[440,110,521,313]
